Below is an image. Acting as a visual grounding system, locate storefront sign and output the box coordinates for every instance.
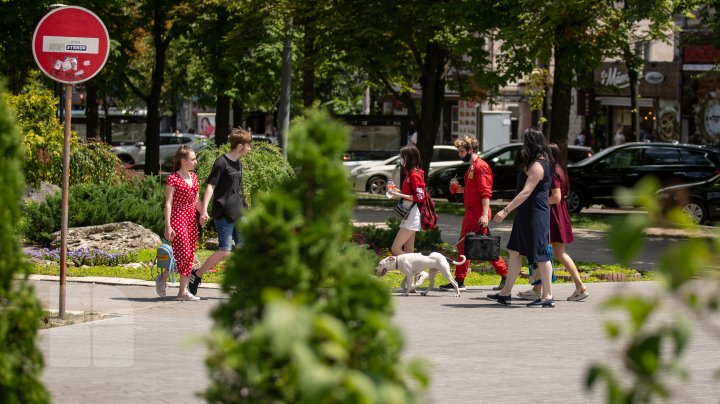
[594,62,679,99]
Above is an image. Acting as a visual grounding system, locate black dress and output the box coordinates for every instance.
[506,159,551,266]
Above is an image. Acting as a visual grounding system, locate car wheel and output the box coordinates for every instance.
[566,189,584,213]
[367,176,388,194]
[683,198,707,224]
[117,155,135,168]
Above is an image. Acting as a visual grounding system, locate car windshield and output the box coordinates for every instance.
[478,143,520,159]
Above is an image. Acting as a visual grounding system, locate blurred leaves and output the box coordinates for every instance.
[587,174,718,402]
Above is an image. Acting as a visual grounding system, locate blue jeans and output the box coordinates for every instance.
[215,216,244,251]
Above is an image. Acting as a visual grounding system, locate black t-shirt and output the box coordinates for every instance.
[207,154,246,220]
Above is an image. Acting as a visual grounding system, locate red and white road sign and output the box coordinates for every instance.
[32,6,109,84]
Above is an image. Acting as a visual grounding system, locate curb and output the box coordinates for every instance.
[27,274,222,289]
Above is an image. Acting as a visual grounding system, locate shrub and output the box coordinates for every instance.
[0,83,49,402]
[21,175,166,244]
[205,110,426,402]
[353,217,443,255]
[196,140,294,207]
[25,248,137,267]
[5,87,121,186]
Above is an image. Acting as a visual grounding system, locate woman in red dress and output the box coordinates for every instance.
[156,145,202,300]
[517,143,589,301]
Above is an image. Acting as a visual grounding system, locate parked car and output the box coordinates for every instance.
[343,150,399,172]
[427,143,594,202]
[111,133,208,168]
[657,174,720,225]
[350,145,461,194]
[567,142,720,213]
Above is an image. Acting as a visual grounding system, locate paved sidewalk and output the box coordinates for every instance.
[32,278,720,403]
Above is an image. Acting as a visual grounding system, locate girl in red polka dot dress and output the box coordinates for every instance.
[159,145,201,301]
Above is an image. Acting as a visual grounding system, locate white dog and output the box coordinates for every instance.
[375,253,467,297]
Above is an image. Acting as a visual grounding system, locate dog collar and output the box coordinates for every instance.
[394,256,398,270]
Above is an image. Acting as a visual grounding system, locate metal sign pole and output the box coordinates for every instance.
[59,83,72,318]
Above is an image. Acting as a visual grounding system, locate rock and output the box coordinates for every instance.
[124,263,144,269]
[24,182,61,204]
[50,222,161,254]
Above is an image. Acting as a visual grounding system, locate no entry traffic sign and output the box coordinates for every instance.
[32,6,109,84]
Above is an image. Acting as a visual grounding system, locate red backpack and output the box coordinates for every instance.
[419,195,438,230]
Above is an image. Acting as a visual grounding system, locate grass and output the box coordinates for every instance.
[41,310,105,329]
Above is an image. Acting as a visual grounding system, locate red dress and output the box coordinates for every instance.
[550,167,574,244]
[167,172,199,276]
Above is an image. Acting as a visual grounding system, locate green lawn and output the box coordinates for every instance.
[28,247,652,287]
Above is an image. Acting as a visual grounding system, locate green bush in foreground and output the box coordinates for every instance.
[205,110,426,402]
[0,83,48,403]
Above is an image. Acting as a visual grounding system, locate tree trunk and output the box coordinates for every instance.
[232,99,244,128]
[415,43,449,176]
[102,98,111,144]
[215,94,231,145]
[144,6,170,176]
[302,24,316,107]
[624,45,641,142]
[549,40,572,153]
[85,82,99,139]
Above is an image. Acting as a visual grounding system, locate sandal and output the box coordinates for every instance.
[567,288,589,302]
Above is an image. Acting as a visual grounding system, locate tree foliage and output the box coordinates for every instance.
[0,82,49,403]
[6,86,121,186]
[586,176,720,402]
[205,110,427,402]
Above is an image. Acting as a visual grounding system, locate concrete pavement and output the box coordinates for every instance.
[32,279,720,403]
[30,207,720,403]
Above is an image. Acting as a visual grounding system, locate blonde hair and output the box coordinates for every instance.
[230,127,252,149]
[454,135,479,153]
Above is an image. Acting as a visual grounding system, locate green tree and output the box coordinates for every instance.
[497,0,608,150]
[0,1,54,93]
[604,0,700,141]
[319,0,508,172]
[0,83,49,403]
[205,110,427,402]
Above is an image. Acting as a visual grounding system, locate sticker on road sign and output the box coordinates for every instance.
[42,36,100,54]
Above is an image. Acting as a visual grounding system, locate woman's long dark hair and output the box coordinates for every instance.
[548,143,569,196]
[399,144,423,175]
[520,127,552,173]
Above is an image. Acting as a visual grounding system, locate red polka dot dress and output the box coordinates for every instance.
[167,172,198,277]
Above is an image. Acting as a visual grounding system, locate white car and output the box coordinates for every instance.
[111,133,208,168]
[350,145,461,194]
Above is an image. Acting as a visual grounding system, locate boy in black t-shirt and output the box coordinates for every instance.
[190,128,252,295]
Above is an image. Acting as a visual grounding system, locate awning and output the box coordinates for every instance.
[597,96,654,107]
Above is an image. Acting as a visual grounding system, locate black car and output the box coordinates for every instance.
[657,174,720,225]
[567,142,720,213]
[427,143,593,202]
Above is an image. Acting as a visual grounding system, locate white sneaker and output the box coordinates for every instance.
[517,289,541,300]
[176,291,200,301]
[154,275,166,297]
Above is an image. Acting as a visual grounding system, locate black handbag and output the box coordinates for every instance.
[463,228,501,261]
[393,200,415,220]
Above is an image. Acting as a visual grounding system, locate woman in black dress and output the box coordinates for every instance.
[488,128,555,307]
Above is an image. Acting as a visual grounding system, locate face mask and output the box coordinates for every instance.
[461,153,471,162]
[399,158,405,166]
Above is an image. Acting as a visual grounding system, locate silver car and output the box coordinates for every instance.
[111,133,208,168]
[350,145,462,194]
